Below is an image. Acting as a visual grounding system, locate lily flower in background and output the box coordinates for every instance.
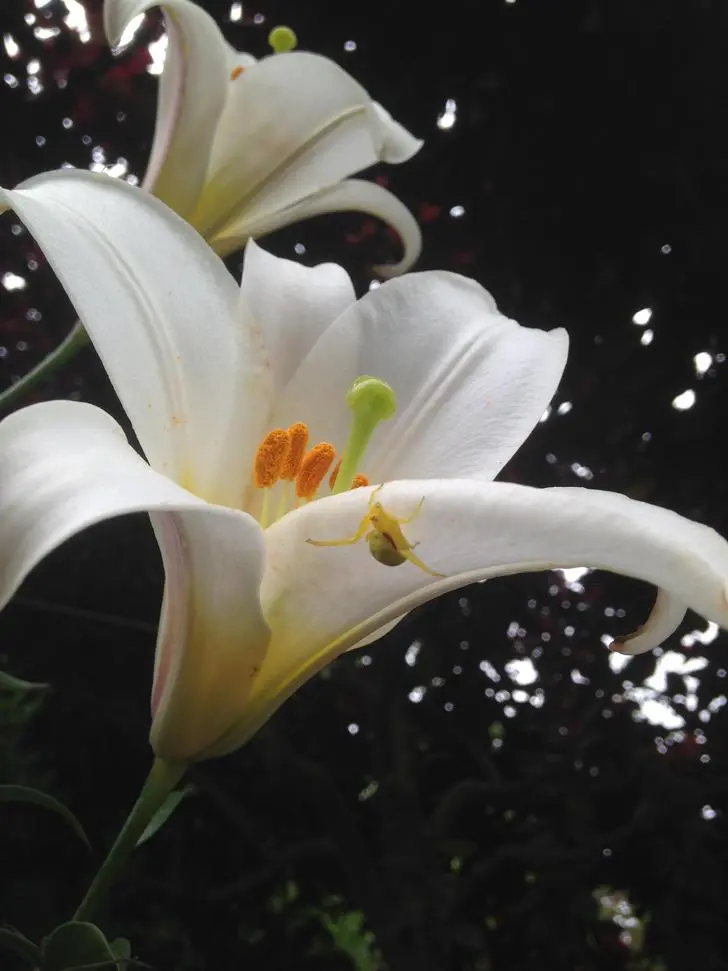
[105,0,423,271]
[2,170,728,766]
[0,0,423,413]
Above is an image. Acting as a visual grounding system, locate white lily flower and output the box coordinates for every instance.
[105,0,423,275]
[3,170,728,764]
[0,0,422,414]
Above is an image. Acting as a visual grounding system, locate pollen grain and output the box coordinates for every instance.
[329,461,369,491]
[281,422,309,481]
[328,459,342,490]
[296,443,336,500]
[254,428,290,488]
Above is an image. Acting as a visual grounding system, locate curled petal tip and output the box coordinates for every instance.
[103,0,144,47]
[372,102,423,164]
[373,257,419,279]
[608,638,652,657]
[609,588,687,657]
[606,589,689,656]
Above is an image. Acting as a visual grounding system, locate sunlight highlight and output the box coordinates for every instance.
[672,389,696,411]
[61,0,91,44]
[632,307,652,325]
[437,98,457,130]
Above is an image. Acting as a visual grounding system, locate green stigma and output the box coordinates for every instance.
[268,25,298,54]
[331,376,397,495]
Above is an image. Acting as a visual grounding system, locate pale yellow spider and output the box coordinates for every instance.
[306,485,445,577]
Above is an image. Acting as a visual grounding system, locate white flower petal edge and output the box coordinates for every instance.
[105,0,423,270]
[105,0,229,221]
[271,272,568,482]
[191,51,423,253]
[218,179,423,276]
[0,401,270,762]
[202,478,728,755]
[615,589,688,656]
[0,170,266,509]
[240,240,356,397]
[372,103,423,164]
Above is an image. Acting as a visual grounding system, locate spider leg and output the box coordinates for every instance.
[400,547,445,578]
[307,512,372,547]
[398,496,426,525]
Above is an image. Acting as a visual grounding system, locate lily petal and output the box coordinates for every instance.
[372,103,423,164]
[0,400,270,762]
[218,179,423,276]
[149,506,270,761]
[1,170,265,507]
[271,272,568,482]
[240,240,356,398]
[209,479,728,753]
[104,0,229,220]
[192,51,422,243]
[612,589,689,656]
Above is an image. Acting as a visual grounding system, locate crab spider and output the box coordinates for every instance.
[307,485,445,577]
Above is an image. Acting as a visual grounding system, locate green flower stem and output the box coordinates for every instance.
[0,320,89,415]
[73,758,186,923]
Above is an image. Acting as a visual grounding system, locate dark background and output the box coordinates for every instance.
[2,0,728,968]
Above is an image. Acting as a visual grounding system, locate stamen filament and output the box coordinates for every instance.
[260,489,271,530]
[276,481,292,522]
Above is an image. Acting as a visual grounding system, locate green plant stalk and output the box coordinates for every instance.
[73,758,186,923]
[0,320,89,414]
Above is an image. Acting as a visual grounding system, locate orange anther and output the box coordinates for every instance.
[296,443,336,500]
[230,65,245,81]
[281,422,309,481]
[328,459,342,491]
[329,462,369,491]
[254,429,290,488]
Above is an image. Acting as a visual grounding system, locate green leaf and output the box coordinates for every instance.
[320,910,382,971]
[109,938,131,971]
[0,668,49,693]
[0,785,90,849]
[41,923,151,969]
[42,922,116,971]
[48,963,151,971]
[136,783,196,846]
[109,939,131,960]
[0,926,42,965]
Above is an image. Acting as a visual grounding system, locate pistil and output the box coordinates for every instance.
[268,26,298,54]
[331,376,397,495]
